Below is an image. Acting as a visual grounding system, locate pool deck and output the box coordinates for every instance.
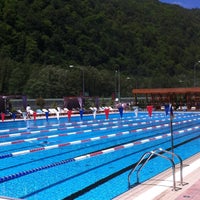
[113,152,200,200]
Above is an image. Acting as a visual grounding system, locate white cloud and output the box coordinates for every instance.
[159,0,200,9]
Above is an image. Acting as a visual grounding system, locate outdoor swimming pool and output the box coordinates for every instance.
[0,111,199,200]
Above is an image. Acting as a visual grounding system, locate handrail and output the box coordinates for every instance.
[150,151,177,190]
[128,151,152,188]
[128,148,184,191]
[136,151,155,183]
[157,148,184,186]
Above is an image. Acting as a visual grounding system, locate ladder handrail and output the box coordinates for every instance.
[128,148,183,191]
[128,151,152,188]
[150,151,177,190]
[136,151,156,183]
[157,148,183,185]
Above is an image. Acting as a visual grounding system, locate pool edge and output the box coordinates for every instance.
[113,152,200,200]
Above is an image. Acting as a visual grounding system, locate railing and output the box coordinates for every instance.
[128,148,187,191]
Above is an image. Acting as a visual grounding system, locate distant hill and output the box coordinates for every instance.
[1,0,200,98]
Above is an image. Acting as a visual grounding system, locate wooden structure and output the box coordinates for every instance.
[132,88,200,110]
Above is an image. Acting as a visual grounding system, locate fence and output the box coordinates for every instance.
[10,97,134,111]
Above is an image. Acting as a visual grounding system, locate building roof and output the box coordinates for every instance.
[132,87,200,94]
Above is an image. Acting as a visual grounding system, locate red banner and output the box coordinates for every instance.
[104,108,110,119]
[147,105,153,117]
[1,113,5,122]
[33,112,37,121]
[67,110,72,121]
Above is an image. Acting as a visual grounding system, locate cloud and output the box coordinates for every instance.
[171,1,184,6]
[160,0,200,9]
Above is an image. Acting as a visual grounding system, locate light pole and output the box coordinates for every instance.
[118,70,120,101]
[193,60,200,87]
[69,65,85,96]
[115,70,117,100]
[126,76,134,97]
[115,70,120,101]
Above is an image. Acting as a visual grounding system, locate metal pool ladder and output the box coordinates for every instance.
[128,148,187,191]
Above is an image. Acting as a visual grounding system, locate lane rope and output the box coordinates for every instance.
[0,122,199,183]
[0,113,194,140]
[0,117,199,159]
[0,114,197,147]
[0,116,168,139]
[0,112,193,134]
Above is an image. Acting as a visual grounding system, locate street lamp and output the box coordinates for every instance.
[179,80,184,87]
[115,70,117,100]
[126,76,134,96]
[193,60,200,87]
[115,70,120,101]
[69,65,85,96]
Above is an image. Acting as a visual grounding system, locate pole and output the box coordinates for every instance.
[82,69,85,97]
[69,65,85,97]
[194,64,196,87]
[115,70,117,100]
[118,70,120,102]
[170,107,174,161]
[170,117,174,153]
[194,61,200,87]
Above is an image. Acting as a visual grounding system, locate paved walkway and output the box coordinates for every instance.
[113,152,200,200]
[175,179,200,200]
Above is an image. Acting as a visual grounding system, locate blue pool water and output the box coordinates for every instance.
[0,111,199,200]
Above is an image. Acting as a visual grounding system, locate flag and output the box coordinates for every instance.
[165,104,174,120]
[67,110,72,121]
[80,109,84,120]
[104,107,110,119]
[147,105,153,117]
[118,105,123,118]
[164,104,169,116]
[77,97,82,109]
[134,107,138,118]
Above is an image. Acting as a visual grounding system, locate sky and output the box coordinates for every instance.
[159,0,200,9]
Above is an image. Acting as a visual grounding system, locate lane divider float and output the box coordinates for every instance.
[0,123,199,183]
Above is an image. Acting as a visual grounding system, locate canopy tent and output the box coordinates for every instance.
[132,87,200,110]
[63,96,99,110]
[0,95,27,113]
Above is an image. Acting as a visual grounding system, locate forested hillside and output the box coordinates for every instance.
[1,0,200,98]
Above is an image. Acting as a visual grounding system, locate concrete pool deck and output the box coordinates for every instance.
[114,152,200,200]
